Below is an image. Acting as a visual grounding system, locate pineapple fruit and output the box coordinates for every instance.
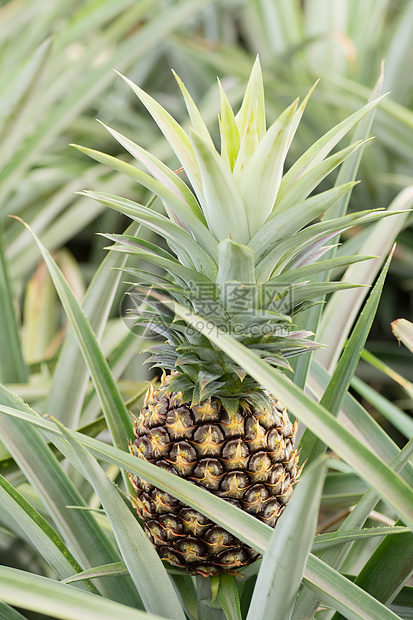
[129,372,298,575]
[77,59,384,575]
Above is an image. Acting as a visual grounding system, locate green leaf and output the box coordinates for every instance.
[116,70,204,200]
[392,318,413,353]
[322,66,384,224]
[0,227,27,382]
[0,0,212,207]
[216,239,255,289]
[351,375,413,439]
[276,281,364,314]
[62,562,128,583]
[0,42,54,378]
[173,69,215,147]
[332,520,413,620]
[250,182,356,264]
[303,554,401,620]
[0,404,272,555]
[45,220,141,428]
[274,140,368,215]
[239,98,298,234]
[360,348,413,401]
[0,402,410,620]
[317,186,413,371]
[0,474,96,592]
[0,566,162,620]
[0,600,27,620]
[267,254,374,285]
[233,56,266,177]
[54,420,185,620]
[191,129,250,244]
[170,575,198,620]
[313,526,410,552]
[382,0,413,100]
[218,575,242,620]
[275,95,385,207]
[218,79,240,170]
[73,146,217,260]
[299,250,393,465]
[98,120,205,223]
[101,233,178,263]
[82,190,217,279]
[307,361,413,487]
[106,243,216,291]
[246,457,328,620]
[389,586,413,619]
[292,436,413,620]
[0,386,140,607]
[291,67,386,391]
[0,37,52,167]
[12,218,133,470]
[257,207,389,283]
[167,303,413,531]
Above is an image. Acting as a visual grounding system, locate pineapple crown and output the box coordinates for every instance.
[75,58,386,412]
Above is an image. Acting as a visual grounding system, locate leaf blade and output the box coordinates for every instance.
[246,457,328,620]
[55,420,185,620]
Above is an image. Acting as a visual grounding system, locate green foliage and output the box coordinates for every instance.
[0,1,412,619]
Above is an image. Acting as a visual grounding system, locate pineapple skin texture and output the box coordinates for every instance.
[128,374,298,576]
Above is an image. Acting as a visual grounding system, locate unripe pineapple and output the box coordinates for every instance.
[78,58,384,575]
[128,372,298,575]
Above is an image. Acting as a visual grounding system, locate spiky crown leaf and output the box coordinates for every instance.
[75,58,387,412]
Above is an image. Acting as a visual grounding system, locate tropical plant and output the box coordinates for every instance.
[0,1,412,620]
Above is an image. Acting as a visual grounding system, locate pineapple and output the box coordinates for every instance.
[128,372,297,575]
[77,59,384,575]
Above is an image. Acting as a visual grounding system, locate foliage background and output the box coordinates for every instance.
[1,1,413,619]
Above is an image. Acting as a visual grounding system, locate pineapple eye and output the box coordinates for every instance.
[220,410,245,438]
[190,563,222,577]
[175,538,207,562]
[134,435,153,460]
[244,416,267,450]
[219,471,250,497]
[193,424,224,444]
[204,525,235,552]
[166,406,194,427]
[248,451,272,482]
[216,548,248,569]
[193,458,224,491]
[147,427,170,457]
[221,438,249,469]
[168,441,197,475]
[145,520,167,545]
[159,547,185,568]
[192,424,225,456]
[267,429,287,460]
[159,514,184,540]
[179,507,211,537]
[260,498,283,527]
[144,402,167,427]
[137,492,157,518]
[155,459,178,475]
[169,441,197,462]
[243,484,270,514]
[191,400,220,423]
[151,487,180,506]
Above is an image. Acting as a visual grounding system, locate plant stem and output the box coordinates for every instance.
[197,576,226,620]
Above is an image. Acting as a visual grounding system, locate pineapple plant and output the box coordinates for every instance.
[75,58,388,577]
